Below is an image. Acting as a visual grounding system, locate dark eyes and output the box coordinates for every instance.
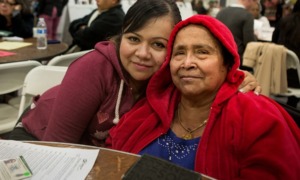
[128,36,139,42]
[127,36,166,50]
[153,42,165,49]
[173,49,209,56]
[196,49,209,54]
[173,51,185,56]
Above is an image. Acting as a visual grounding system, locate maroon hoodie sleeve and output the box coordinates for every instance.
[42,51,108,143]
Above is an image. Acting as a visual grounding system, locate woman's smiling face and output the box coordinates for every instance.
[119,15,173,81]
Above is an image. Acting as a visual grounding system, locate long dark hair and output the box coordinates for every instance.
[113,0,182,48]
[122,0,181,33]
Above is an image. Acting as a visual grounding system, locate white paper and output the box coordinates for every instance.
[0,41,32,50]
[2,36,24,42]
[254,19,275,42]
[0,140,99,180]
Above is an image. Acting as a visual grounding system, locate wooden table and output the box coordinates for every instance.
[27,141,215,180]
[0,38,68,64]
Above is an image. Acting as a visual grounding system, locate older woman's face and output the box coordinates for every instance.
[170,25,227,97]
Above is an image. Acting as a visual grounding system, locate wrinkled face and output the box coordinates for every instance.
[95,0,116,10]
[0,0,16,16]
[170,25,228,98]
[119,15,173,81]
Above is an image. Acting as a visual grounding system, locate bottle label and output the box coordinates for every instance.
[37,29,47,34]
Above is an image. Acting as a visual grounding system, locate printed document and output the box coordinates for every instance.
[0,140,99,180]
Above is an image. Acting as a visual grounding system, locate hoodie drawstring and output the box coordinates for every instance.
[113,80,124,124]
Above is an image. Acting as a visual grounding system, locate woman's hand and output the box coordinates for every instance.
[239,70,261,95]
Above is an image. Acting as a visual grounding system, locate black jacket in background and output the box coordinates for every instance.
[0,12,34,38]
[68,4,125,50]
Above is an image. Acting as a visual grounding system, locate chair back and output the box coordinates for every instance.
[286,49,300,80]
[0,61,42,95]
[47,50,92,67]
[18,66,68,117]
[279,49,300,98]
[0,61,41,134]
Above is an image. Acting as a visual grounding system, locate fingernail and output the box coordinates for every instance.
[239,89,245,93]
[254,91,259,96]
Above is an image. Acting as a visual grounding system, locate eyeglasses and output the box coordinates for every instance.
[0,0,17,6]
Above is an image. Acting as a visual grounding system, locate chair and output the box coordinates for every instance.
[270,49,300,113]
[47,50,92,67]
[278,49,300,98]
[18,66,68,117]
[0,61,42,134]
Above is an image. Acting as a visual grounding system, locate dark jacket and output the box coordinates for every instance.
[216,6,256,66]
[272,12,300,60]
[68,4,125,50]
[38,0,69,17]
[0,12,34,38]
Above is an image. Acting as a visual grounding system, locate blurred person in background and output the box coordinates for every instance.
[36,0,68,40]
[68,0,124,52]
[261,0,284,27]
[272,0,300,108]
[249,1,270,27]
[248,1,270,38]
[216,0,256,70]
[207,0,220,17]
[0,0,34,38]
[191,0,208,14]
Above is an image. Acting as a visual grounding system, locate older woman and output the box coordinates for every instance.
[107,15,300,179]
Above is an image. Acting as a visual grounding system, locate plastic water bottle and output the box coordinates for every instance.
[36,18,47,50]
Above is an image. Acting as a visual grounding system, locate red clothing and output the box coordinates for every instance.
[107,15,300,179]
[23,41,135,146]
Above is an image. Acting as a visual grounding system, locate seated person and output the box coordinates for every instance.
[68,0,124,51]
[0,0,34,38]
[191,0,207,15]
[107,15,300,179]
[207,0,220,17]
[248,1,271,38]
[216,0,256,69]
[249,1,270,28]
